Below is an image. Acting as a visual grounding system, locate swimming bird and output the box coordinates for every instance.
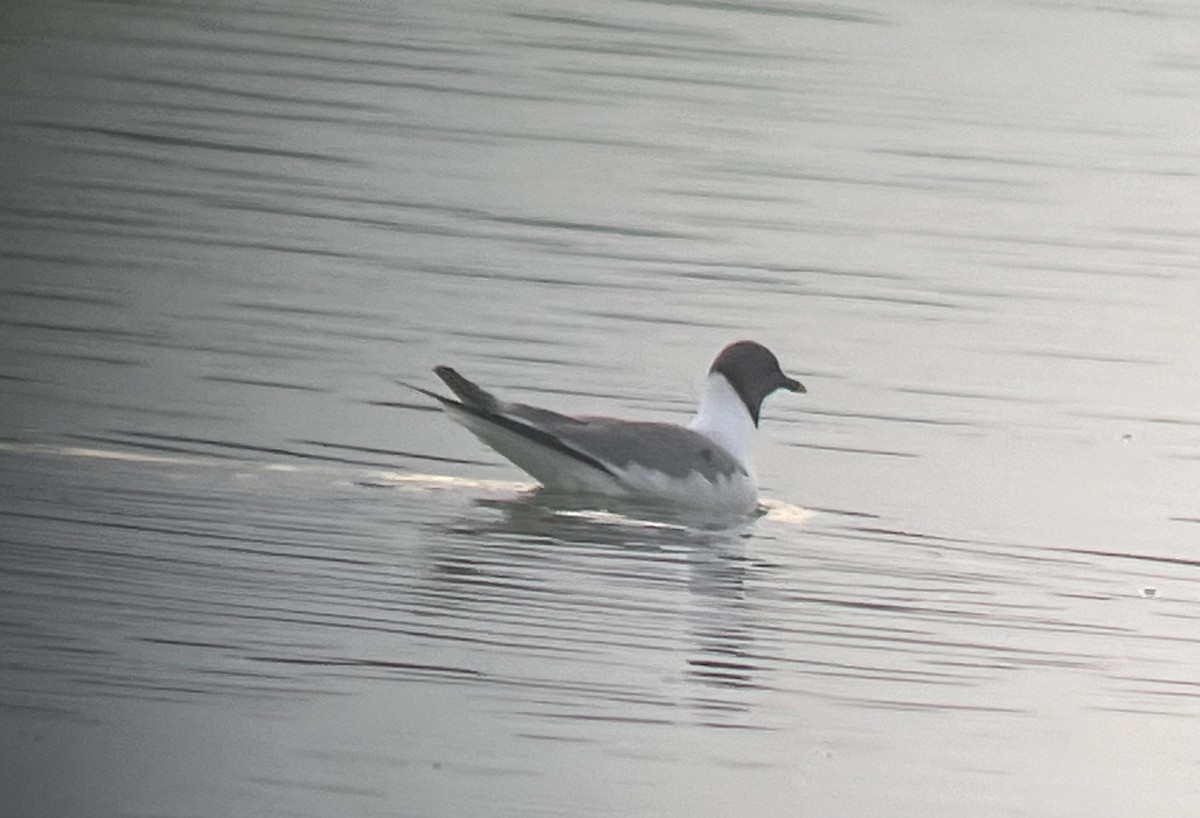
[412,340,804,513]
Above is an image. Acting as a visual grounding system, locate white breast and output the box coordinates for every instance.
[688,372,756,471]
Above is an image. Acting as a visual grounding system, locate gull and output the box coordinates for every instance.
[411,340,804,513]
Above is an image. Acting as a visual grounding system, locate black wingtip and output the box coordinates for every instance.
[434,366,498,412]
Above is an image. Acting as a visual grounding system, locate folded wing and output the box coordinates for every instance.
[429,367,746,490]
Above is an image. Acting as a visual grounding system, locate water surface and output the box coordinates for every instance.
[3,0,1200,815]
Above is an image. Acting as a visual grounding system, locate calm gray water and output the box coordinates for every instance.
[4,0,1200,815]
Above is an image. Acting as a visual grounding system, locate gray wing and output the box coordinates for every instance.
[428,366,742,482]
[510,410,746,481]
